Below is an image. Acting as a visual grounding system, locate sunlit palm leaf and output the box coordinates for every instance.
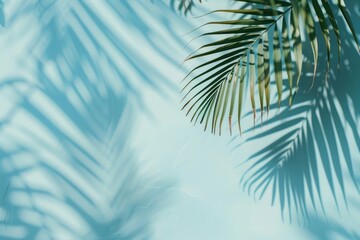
[182,0,359,135]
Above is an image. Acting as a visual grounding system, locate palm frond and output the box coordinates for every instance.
[182,0,359,135]
[231,0,360,222]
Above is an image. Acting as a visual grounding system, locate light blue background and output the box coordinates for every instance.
[0,1,359,239]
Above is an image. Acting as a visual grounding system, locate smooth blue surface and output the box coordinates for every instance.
[0,1,359,239]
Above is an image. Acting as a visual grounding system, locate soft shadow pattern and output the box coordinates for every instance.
[235,1,360,222]
[0,0,4,27]
[9,0,179,100]
[0,80,170,239]
[305,168,360,239]
[169,0,197,15]
[0,1,180,239]
[305,215,360,240]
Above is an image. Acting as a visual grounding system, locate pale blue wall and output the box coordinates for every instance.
[0,1,359,239]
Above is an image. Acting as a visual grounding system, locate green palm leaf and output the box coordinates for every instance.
[182,0,359,135]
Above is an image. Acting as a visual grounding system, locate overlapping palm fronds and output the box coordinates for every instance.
[182,0,359,135]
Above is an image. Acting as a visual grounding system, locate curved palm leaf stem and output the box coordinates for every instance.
[234,5,293,68]
[220,6,293,104]
[226,6,293,129]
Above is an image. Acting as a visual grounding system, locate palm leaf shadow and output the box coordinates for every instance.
[0,1,178,239]
[305,168,360,239]
[169,0,198,15]
[234,1,360,222]
[0,78,171,239]
[0,0,5,27]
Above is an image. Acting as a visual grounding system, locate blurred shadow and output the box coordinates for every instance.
[0,1,180,239]
[169,0,196,15]
[305,215,360,240]
[0,0,4,27]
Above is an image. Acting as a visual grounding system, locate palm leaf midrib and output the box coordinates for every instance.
[228,5,292,67]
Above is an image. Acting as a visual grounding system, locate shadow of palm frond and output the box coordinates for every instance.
[239,81,359,222]
[234,1,360,222]
[0,79,171,239]
[18,0,177,99]
[303,170,360,239]
[0,0,4,27]
[0,1,179,239]
[169,0,199,15]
